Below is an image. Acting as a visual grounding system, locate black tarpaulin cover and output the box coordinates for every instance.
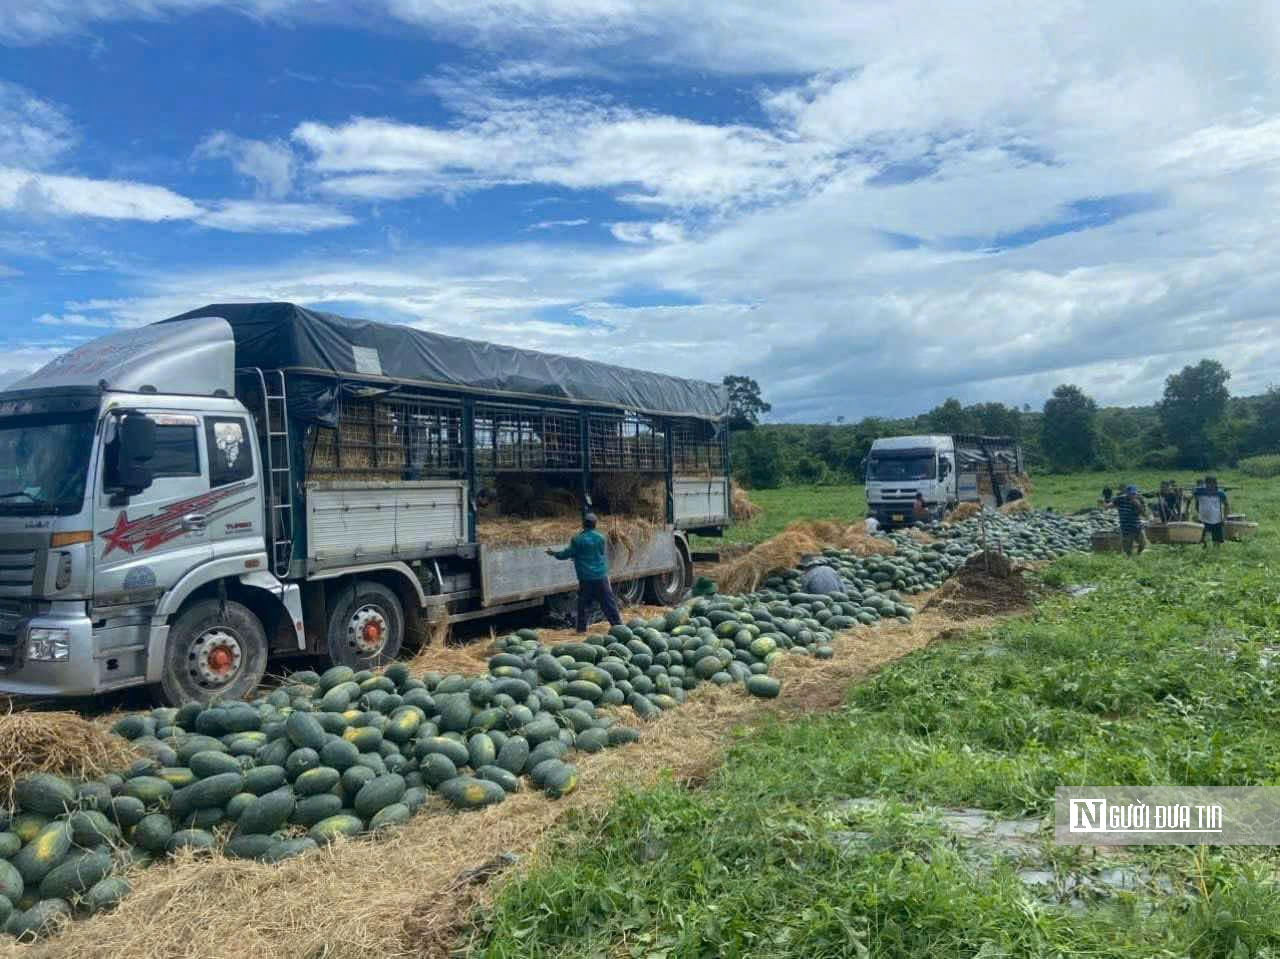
[164,302,729,421]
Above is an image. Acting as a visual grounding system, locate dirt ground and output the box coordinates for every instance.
[0,592,1022,959]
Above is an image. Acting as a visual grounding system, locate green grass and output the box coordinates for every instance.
[469,476,1280,959]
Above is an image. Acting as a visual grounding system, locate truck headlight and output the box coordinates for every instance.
[26,628,71,662]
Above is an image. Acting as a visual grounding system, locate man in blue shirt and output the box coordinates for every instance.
[1113,484,1147,555]
[547,513,622,633]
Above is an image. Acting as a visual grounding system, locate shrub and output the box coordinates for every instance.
[1239,454,1280,478]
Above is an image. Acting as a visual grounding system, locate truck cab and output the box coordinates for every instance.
[0,319,300,703]
[864,435,955,528]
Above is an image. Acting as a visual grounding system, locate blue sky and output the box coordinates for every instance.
[2,1,1280,420]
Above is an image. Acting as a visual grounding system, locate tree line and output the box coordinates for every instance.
[726,360,1280,488]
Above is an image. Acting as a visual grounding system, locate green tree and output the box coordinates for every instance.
[968,402,1023,439]
[722,375,772,431]
[925,398,973,434]
[731,429,783,489]
[1246,385,1280,454]
[1158,359,1230,467]
[790,454,827,485]
[1041,384,1098,471]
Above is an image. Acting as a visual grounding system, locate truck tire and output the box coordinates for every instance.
[645,559,689,606]
[326,580,404,670]
[161,599,268,706]
[614,578,646,607]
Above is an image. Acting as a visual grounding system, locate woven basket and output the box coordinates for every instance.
[1091,531,1122,553]
[1226,520,1258,542]
[1166,521,1204,545]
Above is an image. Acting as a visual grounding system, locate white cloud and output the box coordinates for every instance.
[0,264,20,279]
[34,312,117,328]
[195,131,296,198]
[0,167,354,233]
[0,81,76,169]
[609,221,683,244]
[195,200,356,233]
[527,218,589,230]
[0,167,201,221]
[295,104,830,211]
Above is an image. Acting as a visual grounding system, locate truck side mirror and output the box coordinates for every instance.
[940,458,952,478]
[115,414,156,496]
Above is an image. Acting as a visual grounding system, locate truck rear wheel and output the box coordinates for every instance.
[160,599,268,706]
[645,559,689,606]
[614,578,646,607]
[326,580,404,670]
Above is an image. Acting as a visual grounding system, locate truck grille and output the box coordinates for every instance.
[0,604,22,671]
[0,550,36,598]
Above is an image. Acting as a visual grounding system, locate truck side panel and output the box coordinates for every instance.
[673,476,729,528]
[305,481,467,572]
[481,532,680,606]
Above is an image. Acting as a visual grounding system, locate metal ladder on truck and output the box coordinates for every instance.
[239,368,295,578]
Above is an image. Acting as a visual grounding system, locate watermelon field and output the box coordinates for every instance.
[0,470,1275,958]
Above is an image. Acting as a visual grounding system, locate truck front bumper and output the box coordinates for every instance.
[0,610,152,697]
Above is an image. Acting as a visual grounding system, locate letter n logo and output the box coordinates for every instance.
[1070,799,1106,832]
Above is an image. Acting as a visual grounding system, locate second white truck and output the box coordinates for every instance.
[864,434,1024,528]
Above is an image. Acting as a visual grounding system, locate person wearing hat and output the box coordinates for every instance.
[800,557,843,596]
[1193,475,1229,549]
[1112,484,1148,555]
[547,513,622,632]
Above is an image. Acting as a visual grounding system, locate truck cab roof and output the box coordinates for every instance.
[7,317,235,399]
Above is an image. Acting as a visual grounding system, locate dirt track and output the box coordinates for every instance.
[0,595,1016,959]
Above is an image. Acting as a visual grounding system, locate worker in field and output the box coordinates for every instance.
[800,558,843,596]
[1113,484,1148,555]
[912,492,931,524]
[547,513,622,632]
[1194,475,1229,549]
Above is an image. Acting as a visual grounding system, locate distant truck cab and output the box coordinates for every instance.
[865,434,1024,528]
[0,304,731,703]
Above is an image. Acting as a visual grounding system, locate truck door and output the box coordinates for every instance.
[201,415,262,561]
[938,453,955,503]
[95,413,213,605]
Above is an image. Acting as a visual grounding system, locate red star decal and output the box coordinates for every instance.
[100,511,138,557]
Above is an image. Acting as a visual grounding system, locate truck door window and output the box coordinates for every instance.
[206,417,253,487]
[104,415,200,488]
[150,426,201,477]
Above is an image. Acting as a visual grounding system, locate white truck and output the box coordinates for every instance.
[0,303,731,704]
[864,434,1023,528]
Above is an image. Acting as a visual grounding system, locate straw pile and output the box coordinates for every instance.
[307,400,405,482]
[730,482,762,521]
[590,475,666,523]
[999,498,1032,514]
[703,520,894,595]
[946,502,982,522]
[0,708,139,807]
[476,515,661,555]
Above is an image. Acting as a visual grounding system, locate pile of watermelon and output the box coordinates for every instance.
[0,594,841,941]
[0,507,1107,941]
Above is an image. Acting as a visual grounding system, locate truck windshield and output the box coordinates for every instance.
[867,454,937,482]
[0,412,96,515]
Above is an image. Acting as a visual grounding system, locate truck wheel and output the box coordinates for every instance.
[614,578,646,607]
[326,580,404,670]
[161,599,268,706]
[645,559,689,606]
